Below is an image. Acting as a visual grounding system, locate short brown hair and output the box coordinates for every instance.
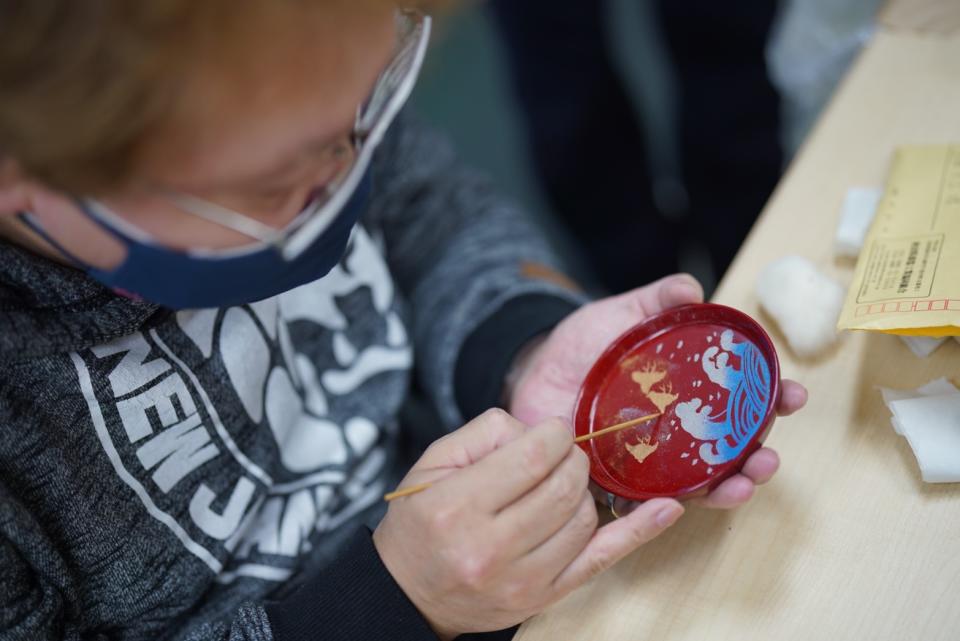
[0,0,445,195]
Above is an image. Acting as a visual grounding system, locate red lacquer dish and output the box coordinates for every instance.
[574,303,781,501]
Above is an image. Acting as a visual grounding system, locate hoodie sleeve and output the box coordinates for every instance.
[367,113,588,428]
[0,491,438,641]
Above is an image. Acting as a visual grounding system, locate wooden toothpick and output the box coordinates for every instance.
[383,411,661,502]
[382,481,434,502]
[573,411,661,443]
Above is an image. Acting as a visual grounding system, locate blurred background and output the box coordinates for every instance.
[410,0,883,297]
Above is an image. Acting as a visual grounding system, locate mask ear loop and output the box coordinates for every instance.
[17,195,145,269]
[16,211,92,268]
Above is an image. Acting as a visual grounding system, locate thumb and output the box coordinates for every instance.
[551,498,684,594]
[607,273,703,319]
[657,273,704,310]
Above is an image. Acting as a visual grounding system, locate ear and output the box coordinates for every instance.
[0,157,32,216]
[0,159,128,269]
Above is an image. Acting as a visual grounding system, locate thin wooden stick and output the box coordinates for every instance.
[573,411,661,443]
[383,411,661,502]
[383,481,434,502]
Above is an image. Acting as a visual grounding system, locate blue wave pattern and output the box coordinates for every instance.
[675,329,771,465]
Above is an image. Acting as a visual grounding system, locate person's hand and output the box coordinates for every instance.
[373,409,685,640]
[507,273,808,512]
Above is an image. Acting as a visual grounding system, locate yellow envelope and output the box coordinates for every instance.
[838,144,960,336]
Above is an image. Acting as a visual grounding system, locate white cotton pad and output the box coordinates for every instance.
[879,378,959,434]
[899,335,947,358]
[887,393,960,483]
[756,255,845,358]
[835,187,882,258]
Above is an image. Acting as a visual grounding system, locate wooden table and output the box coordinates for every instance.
[515,17,960,641]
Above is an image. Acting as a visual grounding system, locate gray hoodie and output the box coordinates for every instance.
[0,114,582,641]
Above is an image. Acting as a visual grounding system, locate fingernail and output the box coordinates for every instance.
[655,504,684,528]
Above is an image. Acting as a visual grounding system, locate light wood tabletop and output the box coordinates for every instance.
[514,18,960,641]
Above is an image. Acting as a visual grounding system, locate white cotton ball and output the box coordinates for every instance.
[756,255,845,358]
[835,187,882,258]
[887,393,960,483]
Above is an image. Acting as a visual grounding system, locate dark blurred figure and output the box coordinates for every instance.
[490,0,782,294]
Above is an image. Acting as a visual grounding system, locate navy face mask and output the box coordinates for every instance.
[18,169,372,310]
[17,10,431,311]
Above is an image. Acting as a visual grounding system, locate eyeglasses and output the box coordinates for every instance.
[83,9,431,261]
